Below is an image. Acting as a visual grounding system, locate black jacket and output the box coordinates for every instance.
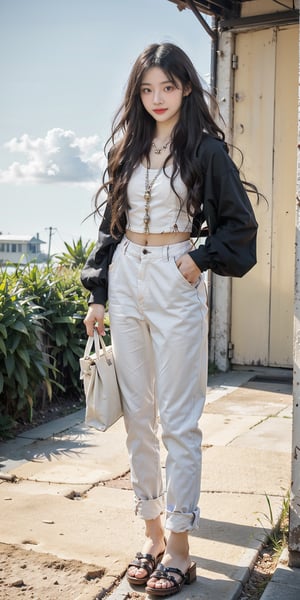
[81,134,258,306]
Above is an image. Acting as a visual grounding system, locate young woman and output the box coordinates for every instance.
[81,43,257,597]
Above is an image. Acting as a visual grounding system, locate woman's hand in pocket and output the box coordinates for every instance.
[176,254,201,285]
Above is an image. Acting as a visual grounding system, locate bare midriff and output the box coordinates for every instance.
[125,230,191,246]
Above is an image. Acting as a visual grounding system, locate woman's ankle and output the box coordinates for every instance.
[145,517,165,543]
[165,531,189,558]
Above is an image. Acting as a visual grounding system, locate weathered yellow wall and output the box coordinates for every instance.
[241,0,294,17]
[230,24,298,366]
[269,26,298,365]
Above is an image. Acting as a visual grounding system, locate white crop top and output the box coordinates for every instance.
[126,163,193,233]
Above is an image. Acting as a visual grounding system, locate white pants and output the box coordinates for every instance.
[108,237,208,532]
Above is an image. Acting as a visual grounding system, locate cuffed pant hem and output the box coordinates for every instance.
[165,507,200,532]
[135,495,165,520]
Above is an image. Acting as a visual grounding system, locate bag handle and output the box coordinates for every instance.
[84,331,111,364]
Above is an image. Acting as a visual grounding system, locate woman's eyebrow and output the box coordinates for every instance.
[140,79,172,86]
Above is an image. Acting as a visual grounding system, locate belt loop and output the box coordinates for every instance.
[167,245,170,261]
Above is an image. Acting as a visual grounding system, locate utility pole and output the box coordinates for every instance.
[289,44,300,567]
[45,226,56,263]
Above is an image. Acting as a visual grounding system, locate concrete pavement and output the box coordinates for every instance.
[0,367,296,599]
[260,548,300,600]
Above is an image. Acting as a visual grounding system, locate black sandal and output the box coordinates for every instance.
[145,561,197,597]
[126,549,165,586]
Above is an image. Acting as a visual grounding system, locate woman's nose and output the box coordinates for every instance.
[153,90,163,104]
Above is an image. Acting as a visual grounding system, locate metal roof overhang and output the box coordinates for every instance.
[168,1,299,30]
[168,0,239,17]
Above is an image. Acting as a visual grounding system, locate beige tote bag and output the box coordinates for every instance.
[79,332,123,431]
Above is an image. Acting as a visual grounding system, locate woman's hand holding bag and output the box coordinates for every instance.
[79,331,123,432]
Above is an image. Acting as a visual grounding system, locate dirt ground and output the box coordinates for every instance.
[0,539,281,600]
[0,542,121,600]
[0,401,118,600]
[1,397,84,442]
[238,542,282,600]
[0,404,284,600]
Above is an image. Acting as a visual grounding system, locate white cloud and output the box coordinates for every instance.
[0,128,106,187]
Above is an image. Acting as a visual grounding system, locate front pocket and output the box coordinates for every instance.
[171,257,199,289]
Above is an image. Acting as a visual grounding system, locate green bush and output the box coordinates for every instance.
[15,263,88,399]
[0,239,101,437]
[0,274,54,430]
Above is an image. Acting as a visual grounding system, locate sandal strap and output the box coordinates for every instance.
[137,552,156,568]
[151,563,185,590]
[155,563,185,579]
[128,552,156,576]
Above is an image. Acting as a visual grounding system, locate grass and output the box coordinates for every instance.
[240,494,290,599]
[258,492,289,557]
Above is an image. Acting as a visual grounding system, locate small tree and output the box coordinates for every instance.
[56,238,95,269]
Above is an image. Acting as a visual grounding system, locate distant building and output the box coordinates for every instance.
[0,233,47,265]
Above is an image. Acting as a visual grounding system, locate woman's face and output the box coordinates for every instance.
[140,66,190,128]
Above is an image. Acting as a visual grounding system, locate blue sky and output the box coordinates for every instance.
[0,0,211,255]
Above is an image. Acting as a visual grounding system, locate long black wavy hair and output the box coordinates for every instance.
[95,42,225,236]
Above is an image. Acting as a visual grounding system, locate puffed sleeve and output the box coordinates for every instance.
[189,135,258,277]
[80,201,122,306]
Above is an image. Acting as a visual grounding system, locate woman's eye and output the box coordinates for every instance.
[141,87,151,94]
[164,85,174,92]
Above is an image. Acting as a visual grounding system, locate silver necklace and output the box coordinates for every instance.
[152,139,170,155]
[144,166,163,235]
